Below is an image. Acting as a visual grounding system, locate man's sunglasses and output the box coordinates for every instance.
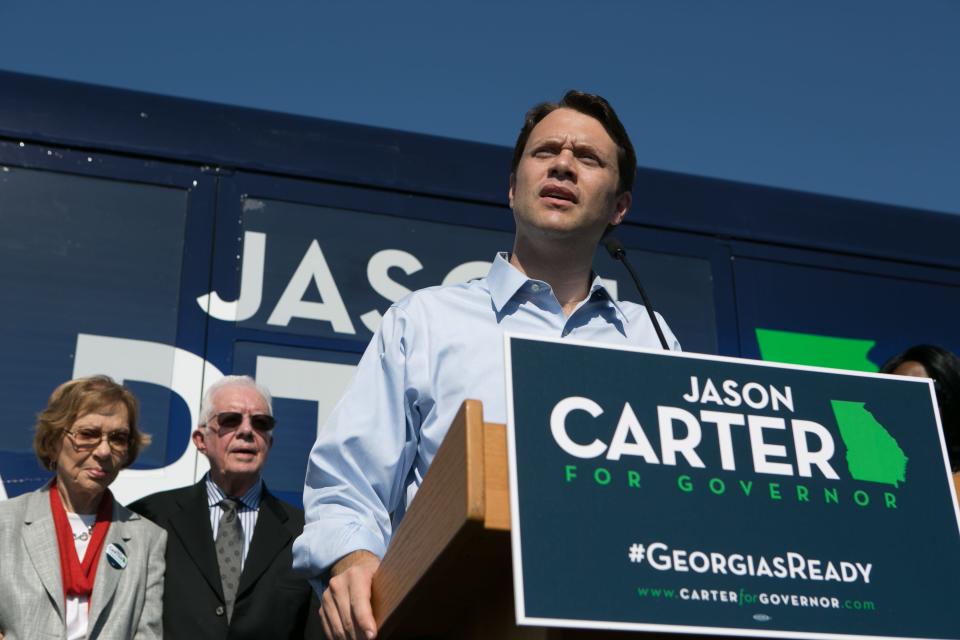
[210,411,276,433]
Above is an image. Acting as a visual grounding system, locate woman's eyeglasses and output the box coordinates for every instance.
[65,428,131,453]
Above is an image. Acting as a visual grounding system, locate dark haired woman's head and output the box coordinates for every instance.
[882,345,960,471]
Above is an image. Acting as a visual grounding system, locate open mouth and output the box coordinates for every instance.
[539,184,578,204]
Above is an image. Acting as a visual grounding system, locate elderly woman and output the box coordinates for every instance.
[0,375,166,640]
[882,344,960,500]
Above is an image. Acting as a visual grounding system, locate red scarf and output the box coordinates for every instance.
[49,480,113,600]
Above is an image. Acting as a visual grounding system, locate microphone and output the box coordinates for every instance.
[603,236,670,350]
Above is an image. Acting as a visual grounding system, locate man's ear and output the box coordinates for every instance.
[610,191,632,226]
[508,173,516,209]
[191,429,207,454]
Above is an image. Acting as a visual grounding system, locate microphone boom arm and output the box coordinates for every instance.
[603,236,670,351]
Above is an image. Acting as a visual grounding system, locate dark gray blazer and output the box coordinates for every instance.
[130,481,320,640]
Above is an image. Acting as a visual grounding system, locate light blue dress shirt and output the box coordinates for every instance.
[292,253,680,581]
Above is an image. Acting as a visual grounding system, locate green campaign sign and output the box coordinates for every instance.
[505,334,960,639]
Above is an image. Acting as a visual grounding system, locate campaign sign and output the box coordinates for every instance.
[505,335,960,639]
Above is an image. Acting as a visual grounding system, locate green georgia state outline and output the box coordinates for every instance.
[831,400,907,487]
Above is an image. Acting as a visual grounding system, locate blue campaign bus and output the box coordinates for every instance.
[1,70,958,506]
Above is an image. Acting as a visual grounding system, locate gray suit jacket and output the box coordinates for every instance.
[0,485,167,640]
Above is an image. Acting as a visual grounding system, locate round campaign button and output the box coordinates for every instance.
[105,543,127,569]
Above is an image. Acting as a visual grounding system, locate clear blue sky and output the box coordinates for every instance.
[1,0,957,213]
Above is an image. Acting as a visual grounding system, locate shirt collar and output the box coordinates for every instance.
[488,252,531,312]
[587,277,629,322]
[487,252,627,321]
[204,472,263,510]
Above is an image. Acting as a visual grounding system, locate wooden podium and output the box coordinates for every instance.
[369,400,712,640]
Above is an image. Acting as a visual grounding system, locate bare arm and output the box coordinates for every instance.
[320,550,381,640]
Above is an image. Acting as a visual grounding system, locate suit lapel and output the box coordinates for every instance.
[22,488,65,622]
[169,482,225,600]
[88,502,132,631]
[237,490,290,596]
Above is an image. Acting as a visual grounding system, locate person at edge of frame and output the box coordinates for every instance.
[882,344,960,500]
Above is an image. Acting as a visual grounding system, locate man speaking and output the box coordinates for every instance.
[292,91,681,639]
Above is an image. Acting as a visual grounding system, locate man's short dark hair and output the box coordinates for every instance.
[511,90,637,195]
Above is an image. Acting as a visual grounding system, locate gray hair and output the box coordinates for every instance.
[198,375,273,426]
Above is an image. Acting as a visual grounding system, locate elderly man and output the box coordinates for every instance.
[293,91,681,639]
[131,375,320,639]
